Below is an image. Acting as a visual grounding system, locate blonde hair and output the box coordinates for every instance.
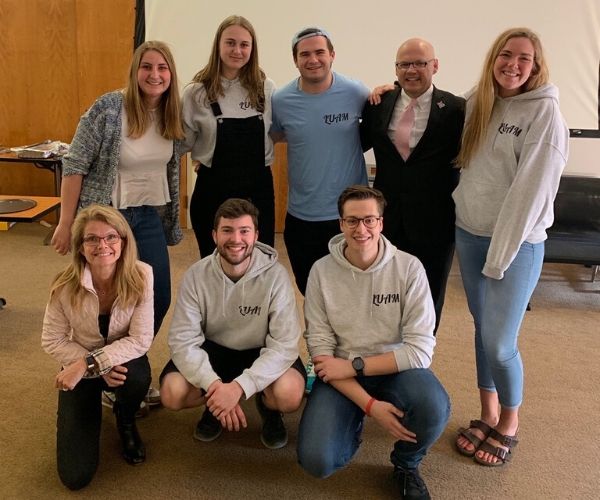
[49,205,146,309]
[457,27,549,167]
[124,40,184,140]
[191,15,266,112]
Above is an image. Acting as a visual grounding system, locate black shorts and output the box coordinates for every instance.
[160,339,307,389]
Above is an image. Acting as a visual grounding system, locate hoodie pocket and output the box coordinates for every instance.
[455,178,509,233]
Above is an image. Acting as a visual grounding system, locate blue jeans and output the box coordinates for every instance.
[455,227,544,408]
[297,369,450,477]
[120,206,171,335]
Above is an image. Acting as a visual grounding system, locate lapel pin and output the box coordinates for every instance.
[437,101,445,109]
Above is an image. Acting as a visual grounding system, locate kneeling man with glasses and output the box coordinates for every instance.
[298,185,449,500]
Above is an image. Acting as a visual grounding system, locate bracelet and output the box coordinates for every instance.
[365,397,377,416]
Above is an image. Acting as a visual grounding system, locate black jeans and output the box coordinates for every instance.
[283,213,340,295]
[56,355,150,490]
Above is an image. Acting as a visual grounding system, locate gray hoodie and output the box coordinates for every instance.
[168,242,301,398]
[304,234,436,372]
[453,83,569,279]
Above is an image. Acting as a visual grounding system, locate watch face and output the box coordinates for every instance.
[86,355,95,369]
[352,357,364,371]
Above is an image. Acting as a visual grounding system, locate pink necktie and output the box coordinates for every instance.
[394,98,416,160]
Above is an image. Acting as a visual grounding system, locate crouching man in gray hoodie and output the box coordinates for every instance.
[160,198,306,449]
[298,186,449,500]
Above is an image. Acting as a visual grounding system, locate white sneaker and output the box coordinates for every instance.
[144,387,161,407]
[102,390,116,409]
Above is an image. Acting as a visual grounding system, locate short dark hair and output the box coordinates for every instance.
[213,198,259,230]
[292,27,334,59]
[337,185,387,217]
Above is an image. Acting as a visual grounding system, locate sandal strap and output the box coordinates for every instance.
[457,419,493,449]
[488,428,519,448]
[458,428,484,448]
[469,419,493,435]
[478,440,512,462]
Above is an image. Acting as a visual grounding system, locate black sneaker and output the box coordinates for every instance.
[393,466,431,500]
[193,409,222,442]
[255,393,288,449]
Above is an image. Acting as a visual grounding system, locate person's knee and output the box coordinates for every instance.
[482,337,518,366]
[297,444,337,479]
[264,371,305,413]
[160,386,186,410]
[160,378,187,410]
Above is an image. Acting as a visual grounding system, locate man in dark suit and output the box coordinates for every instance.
[361,38,465,333]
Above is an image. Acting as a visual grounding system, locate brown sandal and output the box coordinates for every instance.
[455,419,493,457]
[474,428,519,467]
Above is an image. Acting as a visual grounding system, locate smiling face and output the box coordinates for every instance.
[80,220,123,272]
[493,37,535,97]
[213,215,258,277]
[219,25,253,79]
[395,39,438,98]
[340,198,383,263]
[294,35,335,88]
[137,49,171,107]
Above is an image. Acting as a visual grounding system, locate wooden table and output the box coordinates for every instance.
[0,195,61,244]
[0,195,61,310]
[0,151,63,197]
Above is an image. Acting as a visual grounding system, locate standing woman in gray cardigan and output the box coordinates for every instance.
[51,40,185,336]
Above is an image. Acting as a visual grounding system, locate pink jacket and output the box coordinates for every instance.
[41,262,154,374]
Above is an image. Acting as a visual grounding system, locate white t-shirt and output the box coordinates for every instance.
[112,107,173,208]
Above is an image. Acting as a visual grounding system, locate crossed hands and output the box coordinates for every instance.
[205,380,248,432]
[369,400,417,443]
[313,355,355,382]
[55,358,87,391]
[102,365,128,387]
[312,355,416,443]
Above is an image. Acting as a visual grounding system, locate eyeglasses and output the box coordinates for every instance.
[82,233,122,246]
[341,216,382,229]
[395,59,434,70]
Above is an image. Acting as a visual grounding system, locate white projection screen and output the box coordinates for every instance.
[145,0,600,176]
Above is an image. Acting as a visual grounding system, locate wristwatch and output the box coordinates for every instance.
[85,353,96,373]
[352,357,365,377]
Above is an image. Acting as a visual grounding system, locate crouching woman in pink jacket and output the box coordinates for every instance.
[42,205,154,490]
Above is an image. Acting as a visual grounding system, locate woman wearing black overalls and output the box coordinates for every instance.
[182,15,275,257]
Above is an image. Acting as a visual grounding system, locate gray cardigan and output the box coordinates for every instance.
[62,91,183,245]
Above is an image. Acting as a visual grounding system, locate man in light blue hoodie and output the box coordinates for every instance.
[160,198,306,450]
[298,186,449,500]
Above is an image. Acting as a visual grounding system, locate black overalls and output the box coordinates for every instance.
[190,102,275,257]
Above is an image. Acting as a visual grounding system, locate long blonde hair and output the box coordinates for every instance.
[191,15,266,112]
[49,205,146,308]
[457,27,549,168]
[124,40,185,140]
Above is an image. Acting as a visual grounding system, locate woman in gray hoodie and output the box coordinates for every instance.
[453,28,568,466]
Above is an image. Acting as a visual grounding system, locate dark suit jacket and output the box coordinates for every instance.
[361,85,465,252]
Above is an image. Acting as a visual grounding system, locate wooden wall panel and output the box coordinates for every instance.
[0,0,134,199]
[272,143,288,233]
[75,0,134,113]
